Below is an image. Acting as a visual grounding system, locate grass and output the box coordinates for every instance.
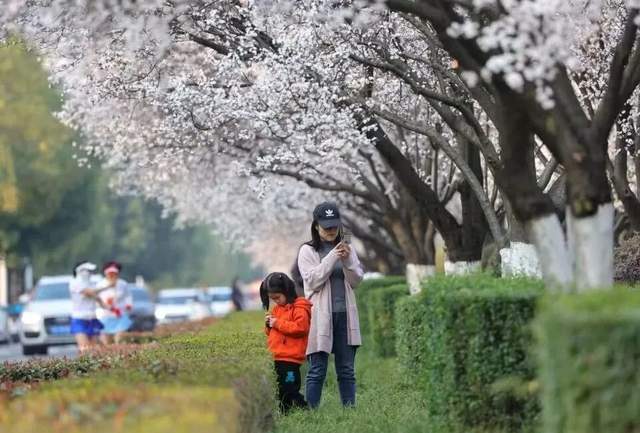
[1,311,436,433]
[274,341,431,433]
[0,312,275,433]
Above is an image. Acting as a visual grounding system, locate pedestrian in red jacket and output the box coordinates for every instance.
[261,272,311,413]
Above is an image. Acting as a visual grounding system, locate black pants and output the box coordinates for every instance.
[274,361,307,413]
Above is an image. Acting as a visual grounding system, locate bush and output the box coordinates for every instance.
[535,289,640,433]
[356,276,405,338]
[0,312,276,433]
[614,233,640,283]
[396,274,544,433]
[394,294,430,384]
[368,284,409,357]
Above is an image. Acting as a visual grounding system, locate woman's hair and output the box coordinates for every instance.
[290,259,305,297]
[102,260,123,274]
[260,272,298,310]
[72,260,90,278]
[306,221,344,251]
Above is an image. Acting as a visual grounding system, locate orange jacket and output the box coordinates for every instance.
[265,297,312,364]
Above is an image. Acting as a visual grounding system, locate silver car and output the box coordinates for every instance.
[19,275,78,355]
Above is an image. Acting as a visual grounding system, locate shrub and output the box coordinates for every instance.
[614,233,640,283]
[0,312,276,433]
[356,276,405,338]
[535,289,640,433]
[396,273,544,433]
[368,284,409,357]
[0,344,143,388]
[394,294,430,384]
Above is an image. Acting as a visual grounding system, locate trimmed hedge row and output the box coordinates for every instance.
[368,284,409,357]
[395,274,544,433]
[535,289,640,433]
[0,312,276,433]
[356,276,405,339]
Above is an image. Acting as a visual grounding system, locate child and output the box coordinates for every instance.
[260,272,312,413]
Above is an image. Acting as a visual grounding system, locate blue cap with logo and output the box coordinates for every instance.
[313,202,342,229]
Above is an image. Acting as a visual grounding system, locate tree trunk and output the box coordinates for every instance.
[443,136,490,264]
[499,241,542,278]
[444,260,481,275]
[555,117,614,289]
[406,263,435,294]
[494,102,572,289]
[526,213,572,288]
[567,203,614,289]
[611,135,640,231]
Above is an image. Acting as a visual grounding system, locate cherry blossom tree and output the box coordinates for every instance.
[5,0,640,291]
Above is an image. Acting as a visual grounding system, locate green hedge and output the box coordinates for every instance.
[394,294,430,384]
[368,284,409,357]
[396,274,544,433]
[535,289,640,433]
[0,312,276,433]
[356,276,405,338]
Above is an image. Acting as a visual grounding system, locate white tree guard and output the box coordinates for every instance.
[527,214,573,290]
[405,264,435,295]
[499,242,543,278]
[444,261,481,275]
[570,203,614,290]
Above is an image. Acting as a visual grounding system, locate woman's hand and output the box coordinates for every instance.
[336,242,351,259]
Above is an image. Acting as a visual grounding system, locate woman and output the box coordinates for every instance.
[69,261,103,352]
[297,201,364,408]
[96,261,133,345]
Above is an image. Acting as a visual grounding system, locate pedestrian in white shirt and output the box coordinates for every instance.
[69,261,104,352]
[96,261,133,345]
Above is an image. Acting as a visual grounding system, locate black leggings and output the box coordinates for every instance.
[274,361,307,413]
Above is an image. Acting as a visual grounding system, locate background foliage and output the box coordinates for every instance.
[0,40,262,288]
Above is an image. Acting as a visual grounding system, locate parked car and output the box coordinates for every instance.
[19,274,103,355]
[19,275,76,355]
[7,303,24,342]
[128,285,156,332]
[154,288,207,324]
[207,286,234,317]
[0,307,10,344]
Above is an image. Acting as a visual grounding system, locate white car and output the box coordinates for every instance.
[154,288,209,324]
[0,307,10,344]
[207,286,234,317]
[19,275,76,355]
[19,274,102,355]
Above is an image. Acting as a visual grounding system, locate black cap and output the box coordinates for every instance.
[313,202,341,229]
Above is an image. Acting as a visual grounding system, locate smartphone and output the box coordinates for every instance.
[342,227,352,244]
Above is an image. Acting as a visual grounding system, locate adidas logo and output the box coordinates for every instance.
[325,209,335,217]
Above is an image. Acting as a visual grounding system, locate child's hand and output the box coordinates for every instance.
[268,316,277,328]
[265,312,271,328]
